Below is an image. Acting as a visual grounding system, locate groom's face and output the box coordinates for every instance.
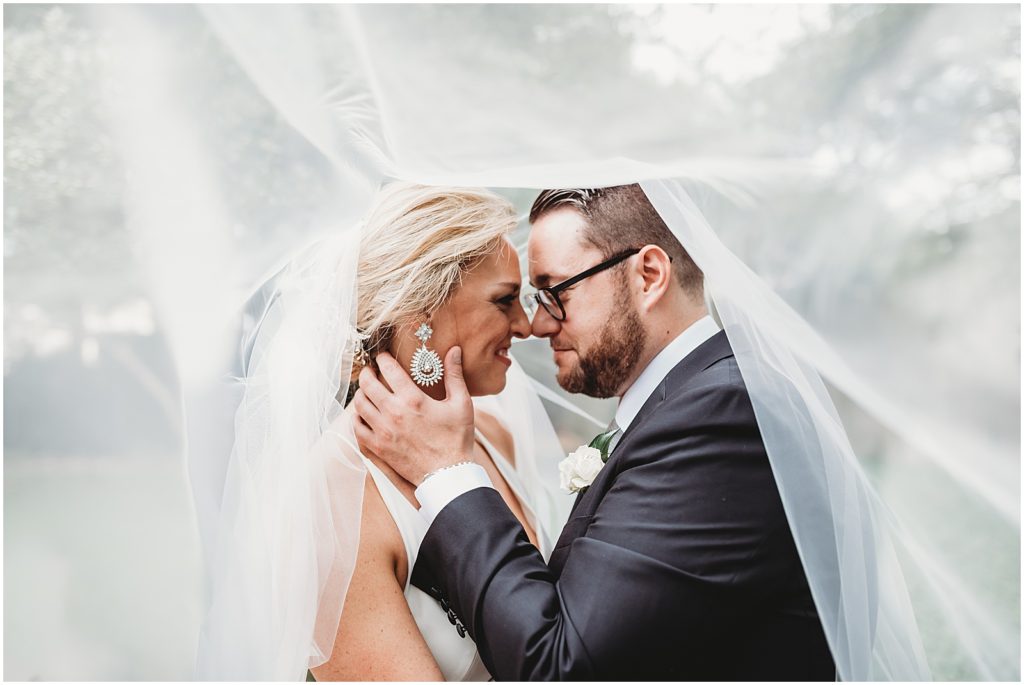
[527,208,645,398]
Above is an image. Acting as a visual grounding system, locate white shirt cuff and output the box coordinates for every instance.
[415,463,494,525]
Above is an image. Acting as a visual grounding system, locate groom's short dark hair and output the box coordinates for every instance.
[529,184,704,300]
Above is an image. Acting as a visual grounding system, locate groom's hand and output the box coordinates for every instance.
[353,346,475,485]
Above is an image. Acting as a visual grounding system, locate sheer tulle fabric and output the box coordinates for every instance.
[643,180,932,679]
[193,232,365,678]
[63,4,1017,680]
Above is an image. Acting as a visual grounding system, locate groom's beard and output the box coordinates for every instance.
[558,303,646,399]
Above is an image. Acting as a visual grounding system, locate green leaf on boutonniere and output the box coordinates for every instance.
[588,429,618,463]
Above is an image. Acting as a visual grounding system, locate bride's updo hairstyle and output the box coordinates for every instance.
[351,182,517,377]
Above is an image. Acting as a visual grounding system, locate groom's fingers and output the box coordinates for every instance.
[442,346,470,404]
[357,364,391,410]
[352,414,378,456]
[375,352,420,397]
[351,388,382,430]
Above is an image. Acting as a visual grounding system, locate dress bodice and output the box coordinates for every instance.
[361,428,549,681]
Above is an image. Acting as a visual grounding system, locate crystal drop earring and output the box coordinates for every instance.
[410,322,444,387]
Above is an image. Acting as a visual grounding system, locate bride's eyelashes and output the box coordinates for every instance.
[493,291,520,308]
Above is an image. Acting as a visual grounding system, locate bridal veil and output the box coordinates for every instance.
[20,4,1012,680]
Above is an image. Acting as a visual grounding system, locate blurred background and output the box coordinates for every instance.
[4,3,1019,680]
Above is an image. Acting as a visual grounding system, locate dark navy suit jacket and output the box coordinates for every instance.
[412,331,836,680]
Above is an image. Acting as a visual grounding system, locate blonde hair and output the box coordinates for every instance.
[353,182,517,368]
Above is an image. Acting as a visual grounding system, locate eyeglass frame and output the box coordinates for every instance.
[526,247,644,322]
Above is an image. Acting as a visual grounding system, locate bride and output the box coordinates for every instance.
[311,183,548,680]
[195,182,565,680]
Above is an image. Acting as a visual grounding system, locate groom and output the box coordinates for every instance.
[353,185,835,680]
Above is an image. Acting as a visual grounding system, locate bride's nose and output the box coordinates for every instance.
[509,299,531,339]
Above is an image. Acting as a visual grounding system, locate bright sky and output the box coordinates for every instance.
[623,4,833,85]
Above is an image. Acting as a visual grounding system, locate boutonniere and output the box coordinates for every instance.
[558,429,617,494]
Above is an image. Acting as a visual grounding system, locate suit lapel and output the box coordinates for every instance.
[567,489,587,518]
[563,384,664,520]
[615,329,732,451]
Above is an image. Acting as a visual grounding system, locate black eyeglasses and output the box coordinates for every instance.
[525,248,641,322]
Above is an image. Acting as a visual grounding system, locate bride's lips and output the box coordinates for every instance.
[496,347,512,367]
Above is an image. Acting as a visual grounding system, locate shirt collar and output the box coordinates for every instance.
[614,315,721,432]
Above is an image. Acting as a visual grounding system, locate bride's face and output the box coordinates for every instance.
[397,238,531,398]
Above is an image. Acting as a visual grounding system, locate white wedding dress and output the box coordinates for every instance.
[360,428,553,681]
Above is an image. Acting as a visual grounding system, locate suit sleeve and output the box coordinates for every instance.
[415,379,794,680]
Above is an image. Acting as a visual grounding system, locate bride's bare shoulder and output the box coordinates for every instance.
[475,408,516,467]
[358,473,405,574]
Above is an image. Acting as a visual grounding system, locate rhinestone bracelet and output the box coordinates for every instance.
[420,460,476,486]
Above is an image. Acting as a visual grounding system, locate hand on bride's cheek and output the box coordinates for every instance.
[403,239,530,398]
[357,239,528,482]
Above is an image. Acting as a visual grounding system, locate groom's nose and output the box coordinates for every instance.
[530,303,560,339]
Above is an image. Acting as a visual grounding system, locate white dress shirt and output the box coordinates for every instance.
[613,315,721,432]
[414,315,722,525]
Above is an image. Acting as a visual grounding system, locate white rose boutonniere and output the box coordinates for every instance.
[559,427,619,494]
[559,445,606,494]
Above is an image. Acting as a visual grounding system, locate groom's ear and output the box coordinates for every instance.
[635,245,673,312]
